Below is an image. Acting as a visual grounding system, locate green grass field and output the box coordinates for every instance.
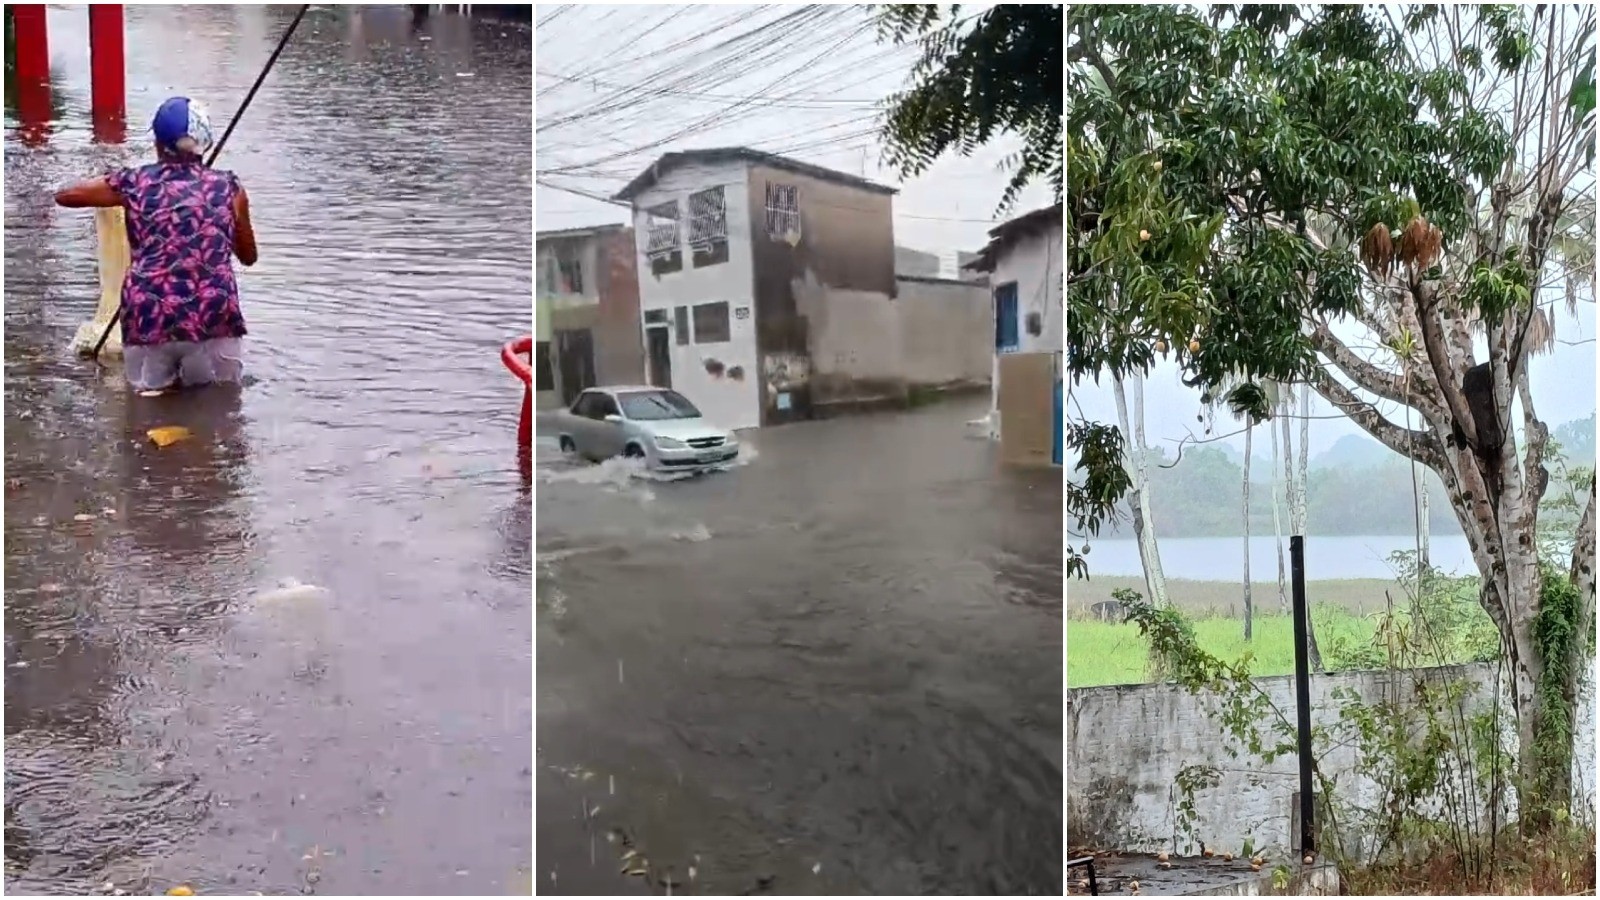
[1067,576,1409,687]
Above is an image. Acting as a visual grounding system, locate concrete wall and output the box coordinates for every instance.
[898,276,993,388]
[630,160,762,431]
[1068,662,1595,860]
[792,274,991,411]
[594,228,644,386]
[745,163,897,425]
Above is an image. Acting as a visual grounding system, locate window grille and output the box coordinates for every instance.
[688,187,727,249]
[645,201,680,257]
[765,183,800,238]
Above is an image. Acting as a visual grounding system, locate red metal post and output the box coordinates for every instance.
[12,5,52,147]
[88,5,127,130]
[502,336,534,481]
[12,5,50,86]
[15,78,52,147]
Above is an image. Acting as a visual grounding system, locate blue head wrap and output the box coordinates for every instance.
[152,97,214,159]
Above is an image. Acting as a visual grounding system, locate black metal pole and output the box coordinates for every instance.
[1290,534,1315,857]
[89,4,311,361]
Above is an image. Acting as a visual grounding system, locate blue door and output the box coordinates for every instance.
[994,282,1019,353]
[1052,377,1064,466]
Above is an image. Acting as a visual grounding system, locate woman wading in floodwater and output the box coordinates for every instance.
[55,96,257,393]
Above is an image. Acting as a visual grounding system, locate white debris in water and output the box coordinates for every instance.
[670,523,712,543]
[540,586,568,620]
[538,456,654,488]
[253,577,332,605]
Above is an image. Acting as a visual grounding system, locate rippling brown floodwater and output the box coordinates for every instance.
[5,7,531,895]
[536,397,1064,895]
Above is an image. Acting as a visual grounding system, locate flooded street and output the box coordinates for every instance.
[536,397,1063,895]
[5,7,530,895]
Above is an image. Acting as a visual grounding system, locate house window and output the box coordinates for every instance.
[994,282,1020,352]
[674,306,690,345]
[692,301,730,344]
[765,183,800,239]
[645,201,683,275]
[534,341,554,392]
[688,186,729,267]
[557,252,583,294]
[538,255,558,295]
[643,309,668,325]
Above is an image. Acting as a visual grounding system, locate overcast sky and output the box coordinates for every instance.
[1071,298,1596,461]
[534,4,1055,258]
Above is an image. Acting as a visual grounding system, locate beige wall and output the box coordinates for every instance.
[745,163,897,423]
[898,277,992,387]
[793,274,991,409]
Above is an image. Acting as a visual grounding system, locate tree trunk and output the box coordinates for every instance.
[1418,471,1431,569]
[1243,424,1253,641]
[1271,399,1288,614]
[1113,374,1170,607]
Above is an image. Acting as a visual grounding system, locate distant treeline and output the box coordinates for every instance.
[1094,412,1594,539]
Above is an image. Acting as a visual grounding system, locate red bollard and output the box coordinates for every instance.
[12,5,50,87]
[501,336,534,481]
[88,5,127,132]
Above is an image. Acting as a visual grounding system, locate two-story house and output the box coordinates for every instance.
[613,148,902,431]
[535,223,644,407]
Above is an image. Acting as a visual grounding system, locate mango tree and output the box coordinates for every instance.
[1069,4,1595,822]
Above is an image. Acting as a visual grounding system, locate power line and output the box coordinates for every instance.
[536,4,911,173]
[537,68,883,108]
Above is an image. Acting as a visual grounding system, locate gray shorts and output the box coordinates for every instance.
[123,337,245,392]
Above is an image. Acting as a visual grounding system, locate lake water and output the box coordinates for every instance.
[1080,534,1476,581]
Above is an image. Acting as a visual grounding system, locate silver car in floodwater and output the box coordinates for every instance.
[555,386,741,470]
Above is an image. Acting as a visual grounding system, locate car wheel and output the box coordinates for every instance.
[623,443,646,459]
[558,436,576,454]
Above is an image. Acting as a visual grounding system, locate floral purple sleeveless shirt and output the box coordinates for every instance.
[107,161,248,347]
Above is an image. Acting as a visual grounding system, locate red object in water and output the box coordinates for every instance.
[15,76,52,148]
[501,335,533,476]
[88,5,126,131]
[12,6,50,87]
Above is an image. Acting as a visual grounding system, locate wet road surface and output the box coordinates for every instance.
[5,7,530,895]
[535,397,1064,895]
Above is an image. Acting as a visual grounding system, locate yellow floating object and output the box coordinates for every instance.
[167,888,196,897]
[147,426,193,448]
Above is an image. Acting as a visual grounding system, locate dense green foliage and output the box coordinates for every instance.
[1066,4,1560,563]
[878,4,1062,212]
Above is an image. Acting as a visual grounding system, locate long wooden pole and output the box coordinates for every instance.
[90,4,312,360]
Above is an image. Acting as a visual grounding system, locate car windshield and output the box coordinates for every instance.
[619,390,701,421]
